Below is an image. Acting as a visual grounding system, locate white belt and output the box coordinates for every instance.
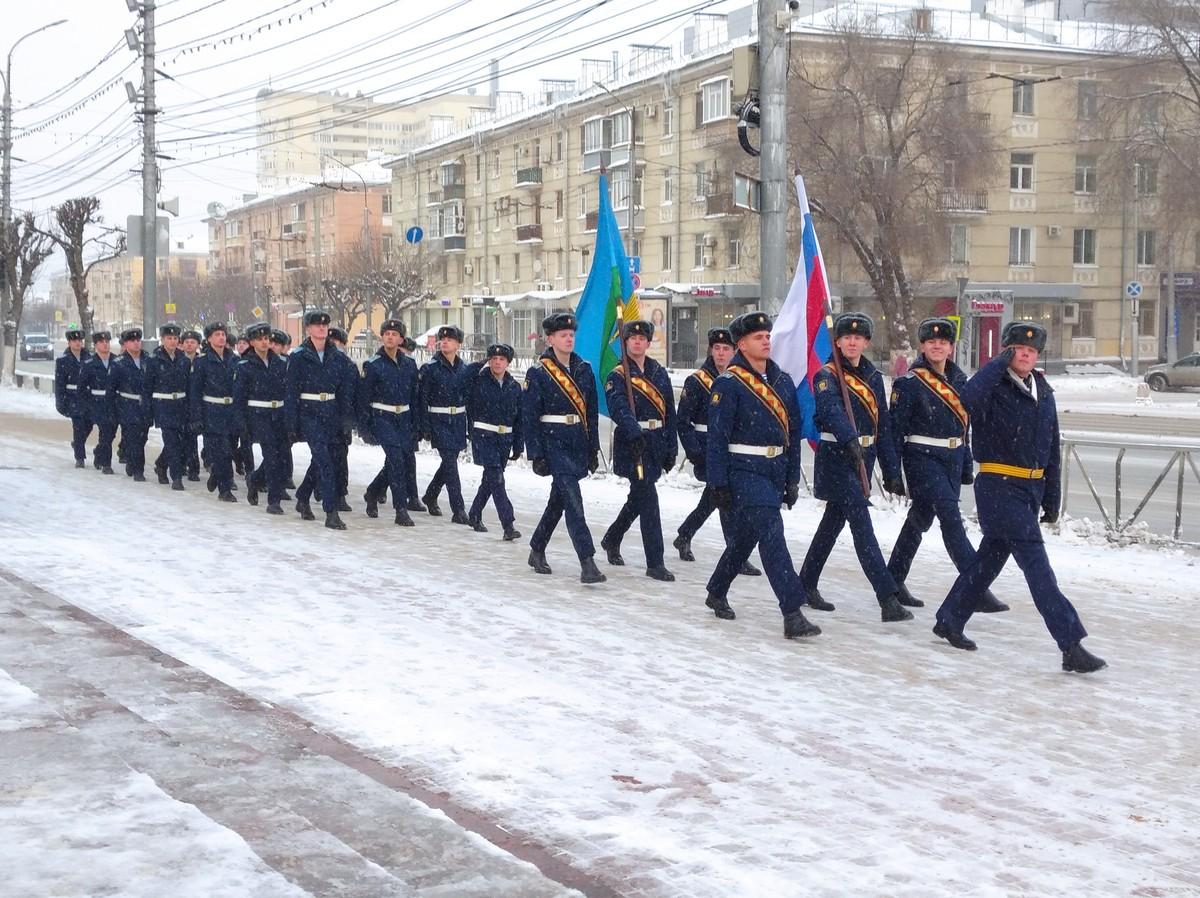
[90,389,109,397]
[152,391,186,400]
[728,443,785,458]
[118,392,141,401]
[247,399,284,409]
[371,402,410,414]
[427,405,464,415]
[474,421,512,434]
[300,392,337,402]
[905,434,964,449]
[639,419,663,431]
[692,423,707,433]
[820,432,874,447]
[540,414,580,425]
[203,395,234,405]
[65,384,78,391]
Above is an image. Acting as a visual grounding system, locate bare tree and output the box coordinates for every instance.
[319,250,369,331]
[788,22,1001,350]
[153,271,255,332]
[364,239,436,324]
[36,197,125,344]
[2,213,55,380]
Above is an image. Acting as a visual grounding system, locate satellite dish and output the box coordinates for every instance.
[206,202,227,220]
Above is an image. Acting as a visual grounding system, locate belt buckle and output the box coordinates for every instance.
[948,437,960,449]
[766,446,779,458]
[858,436,871,447]
[320,392,330,401]
[565,414,578,425]
[497,425,508,434]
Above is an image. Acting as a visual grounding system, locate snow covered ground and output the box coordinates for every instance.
[1,385,1198,898]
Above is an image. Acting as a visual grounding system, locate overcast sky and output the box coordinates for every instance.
[7,0,745,287]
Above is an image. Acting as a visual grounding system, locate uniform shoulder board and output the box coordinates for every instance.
[528,359,542,370]
[716,371,735,380]
[901,371,916,379]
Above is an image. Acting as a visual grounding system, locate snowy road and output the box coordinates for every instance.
[1,386,1199,897]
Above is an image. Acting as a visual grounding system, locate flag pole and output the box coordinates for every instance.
[602,163,643,481]
[823,309,871,499]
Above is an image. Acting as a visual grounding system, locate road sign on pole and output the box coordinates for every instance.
[164,303,176,315]
[1125,280,1143,299]
[252,305,264,319]
[405,226,424,244]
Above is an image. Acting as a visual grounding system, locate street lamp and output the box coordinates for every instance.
[323,154,375,347]
[593,81,637,258]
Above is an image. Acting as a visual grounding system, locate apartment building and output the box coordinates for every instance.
[88,252,210,335]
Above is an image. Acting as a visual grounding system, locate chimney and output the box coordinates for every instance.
[489,59,501,109]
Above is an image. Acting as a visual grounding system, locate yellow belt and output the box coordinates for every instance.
[978,462,1044,480]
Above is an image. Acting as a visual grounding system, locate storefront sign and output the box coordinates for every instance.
[964,290,1011,315]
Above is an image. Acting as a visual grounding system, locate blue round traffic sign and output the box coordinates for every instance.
[1125,280,1143,299]
[405,226,424,245]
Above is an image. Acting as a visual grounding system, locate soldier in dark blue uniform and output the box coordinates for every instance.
[799,312,913,623]
[358,319,421,527]
[327,326,356,511]
[600,319,677,581]
[235,323,289,514]
[179,329,203,481]
[674,327,762,576]
[286,309,355,529]
[934,322,1106,673]
[524,312,605,584]
[77,331,118,474]
[54,328,91,467]
[112,328,150,481]
[465,343,523,539]
[886,318,1008,613]
[143,322,191,490]
[401,336,424,511]
[268,329,296,490]
[190,322,242,502]
[702,311,819,638]
[419,325,470,523]
[231,332,257,480]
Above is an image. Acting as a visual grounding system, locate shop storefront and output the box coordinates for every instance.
[655,282,758,368]
[1159,273,1200,358]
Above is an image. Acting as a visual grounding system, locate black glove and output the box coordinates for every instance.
[420,430,432,444]
[629,435,646,455]
[844,439,865,469]
[1040,507,1060,525]
[510,447,522,461]
[784,481,800,509]
[884,476,906,497]
[360,428,378,446]
[663,455,677,475]
[686,452,703,470]
[532,457,551,477]
[961,467,975,485]
[713,485,734,512]
[588,449,600,474]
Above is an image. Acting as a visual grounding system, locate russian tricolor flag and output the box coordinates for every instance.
[772,175,833,444]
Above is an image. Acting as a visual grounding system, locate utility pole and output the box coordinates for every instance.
[140,0,159,336]
[593,82,637,259]
[1132,161,1140,378]
[1166,236,1177,364]
[758,0,790,314]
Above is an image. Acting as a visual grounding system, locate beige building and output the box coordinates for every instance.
[88,253,210,335]
[384,3,1200,369]
[255,88,495,194]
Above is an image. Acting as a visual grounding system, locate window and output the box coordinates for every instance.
[694,162,710,198]
[1009,227,1033,266]
[1077,81,1099,120]
[613,168,635,210]
[475,154,482,182]
[734,173,762,211]
[693,234,706,269]
[662,102,675,137]
[381,234,393,261]
[583,118,607,154]
[729,238,742,268]
[554,249,564,280]
[1074,155,1097,194]
[555,130,565,162]
[578,248,590,277]
[1137,229,1157,266]
[1010,152,1034,191]
[513,253,521,282]
[512,309,534,344]
[1073,228,1097,265]
[612,111,632,147]
[578,186,588,219]
[490,150,501,180]
[950,224,969,264]
[661,235,672,271]
[662,170,673,205]
[1137,161,1158,196]
[1139,300,1157,337]
[700,78,731,123]
[381,194,392,214]
[492,254,501,284]
[473,256,483,284]
[1012,79,1035,116]
[1141,89,1164,125]
[555,190,564,221]
[1076,300,1095,338]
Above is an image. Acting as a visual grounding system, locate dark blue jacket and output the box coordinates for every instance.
[143,346,192,430]
[706,353,802,508]
[54,349,90,418]
[605,355,677,483]
[190,346,242,435]
[466,361,523,467]
[813,353,899,507]
[234,350,288,440]
[77,353,118,428]
[419,352,469,452]
[676,359,720,482]
[359,347,420,447]
[889,355,974,505]
[522,349,600,479]
[962,351,1061,542]
[112,352,150,428]
[284,339,355,443]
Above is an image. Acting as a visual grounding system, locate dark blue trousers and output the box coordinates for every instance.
[706,505,804,615]
[678,484,733,542]
[92,420,117,468]
[121,423,148,476]
[236,433,255,475]
[297,439,339,513]
[425,448,464,513]
[603,479,665,568]
[71,415,93,462]
[937,535,1088,651]
[204,433,235,492]
[800,501,898,601]
[470,464,515,527]
[888,500,977,584]
[382,443,410,510]
[184,432,200,477]
[530,474,594,560]
[249,428,288,504]
[157,427,186,482]
[334,438,349,497]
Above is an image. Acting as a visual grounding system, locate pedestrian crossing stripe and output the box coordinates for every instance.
[912,367,969,436]
[727,364,789,445]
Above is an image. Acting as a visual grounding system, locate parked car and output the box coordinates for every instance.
[1144,354,1200,391]
[19,333,53,361]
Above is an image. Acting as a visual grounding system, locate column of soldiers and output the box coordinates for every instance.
[52,307,1106,673]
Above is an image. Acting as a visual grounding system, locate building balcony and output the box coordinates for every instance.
[938,189,989,213]
[704,193,740,218]
[584,210,599,232]
[281,220,307,238]
[442,183,466,201]
[515,167,543,189]
[516,223,543,244]
[443,235,467,253]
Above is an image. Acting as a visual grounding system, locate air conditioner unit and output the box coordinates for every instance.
[703,234,717,248]
[644,104,657,119]
[463,262,474,275]
[702,253,714,267]
[1062,301,1080,324]
[536,280,553,292]
[1047,224,1063,237]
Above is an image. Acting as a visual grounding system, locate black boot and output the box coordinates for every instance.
[93,459,101,470]
[187,472,201,482]
[451,510,471,525]
[739,560,762,577]
[171,479,185,491]
[157,468,169,484]
[325,510,347,530]
[206,474,217,493]
[784,609,821,639]
[528,549,552,575]
[805,586,836,612]
[246,482,259,506]
[423,492,442,516]
[933,620,977,651]
[266,502,284,515]
[296,499,315,521]
[468,516,488,532]
[285,478,297,490]
[880,592,915,622]
[895,581,925,608]
[280,490,292,501]
[395,509,414,527]
[673,533,695,562]
[76,459,86,469]
[101,465,115,475]
[337,496,352,513]
[1062,642,1106,673]
[600,534,624,566]
[580,556,607,584]
[132,473,146,483]
[218,490,237,503]
[646,566,675,582]
[502,525,522,541]
[975,589,1010,614]
[234,459,244,476]
[705,592,736,620]
[364,492,378,519]
[407,496,426,512]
